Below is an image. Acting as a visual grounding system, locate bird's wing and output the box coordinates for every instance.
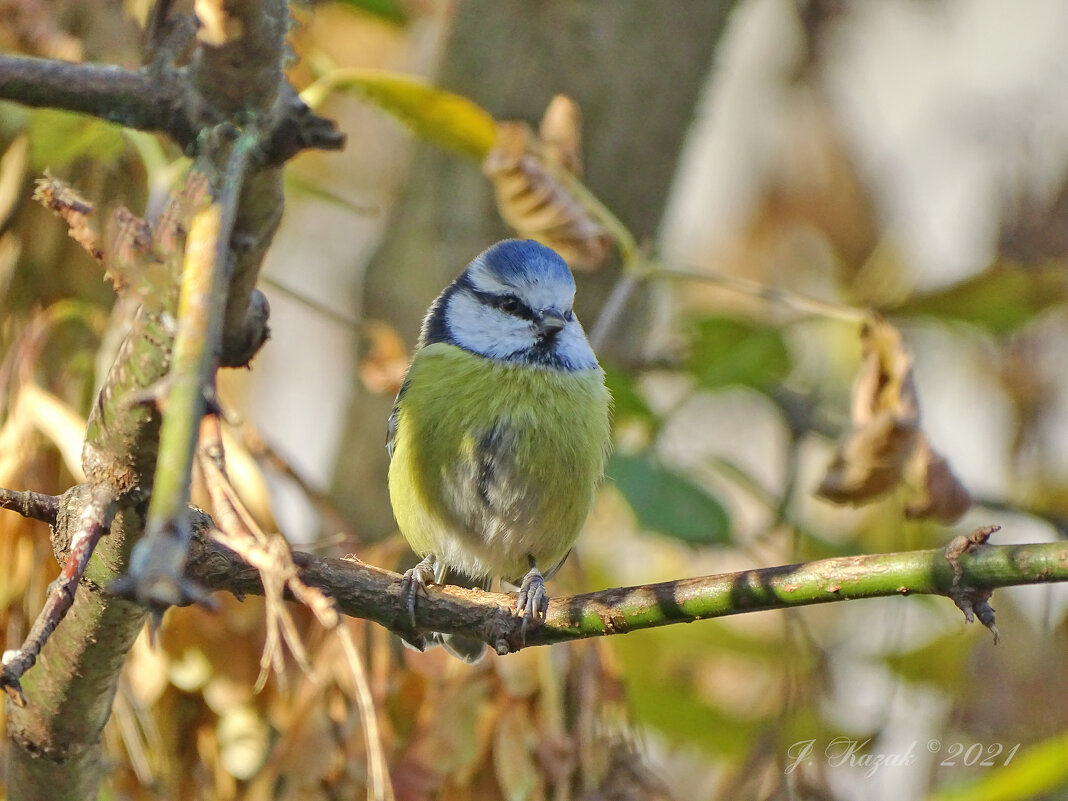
[447,418,524,535]
[385,375,410,461]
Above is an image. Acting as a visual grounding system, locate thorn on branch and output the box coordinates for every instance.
[944,524,1002,643]
[262,86,346,166]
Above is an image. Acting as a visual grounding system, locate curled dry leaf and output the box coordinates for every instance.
[849,316,919,428]
[905,435,971,523]
[817,411,919,504]
[483,120,611,271]
[818,316,923,505]
[539,94,584,178]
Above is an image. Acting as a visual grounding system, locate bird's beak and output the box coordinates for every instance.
[536,309,567,337]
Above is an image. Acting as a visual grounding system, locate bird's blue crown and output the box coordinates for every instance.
[474,239,576,292]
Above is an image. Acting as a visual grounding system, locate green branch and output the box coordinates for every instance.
[123,136,257,614]
[177,528,1068,653]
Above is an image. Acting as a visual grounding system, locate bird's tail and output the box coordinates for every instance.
[432,565,491,663]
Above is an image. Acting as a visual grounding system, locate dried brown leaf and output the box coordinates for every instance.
[818,316,922,505]
[539,94,584,177]
[817,410,919,504]
[484,121,611,270]
[359,321,410,397]
[851,316,919,427]
[32,172,103,263]
[905,435,971,523]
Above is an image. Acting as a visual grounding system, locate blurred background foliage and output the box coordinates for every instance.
[2,1,1068,799]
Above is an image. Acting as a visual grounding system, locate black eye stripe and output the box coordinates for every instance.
[471,288,536,320]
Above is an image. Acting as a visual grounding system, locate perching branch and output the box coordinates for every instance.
[172,521,1064,653]
[13,491,1047,653]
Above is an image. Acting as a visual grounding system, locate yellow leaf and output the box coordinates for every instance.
[301,68,498,160]
[21,383,87,482]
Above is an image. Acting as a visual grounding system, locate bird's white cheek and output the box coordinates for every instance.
[445,294,535,359]
[554,322,598,369]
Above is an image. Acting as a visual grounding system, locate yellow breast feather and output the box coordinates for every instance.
[388,342,610,583]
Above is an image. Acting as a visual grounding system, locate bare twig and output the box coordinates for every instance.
[0,487,59,525]
[650,263,870,323]
[0,55,343,165]
[0,55,198,147]
[0,485,116,705]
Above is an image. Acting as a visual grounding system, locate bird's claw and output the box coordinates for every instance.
[516,564,549,640]
[400,554,437,627]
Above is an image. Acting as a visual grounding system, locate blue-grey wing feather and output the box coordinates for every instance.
[386,375,410,461]
[446,420,522,538]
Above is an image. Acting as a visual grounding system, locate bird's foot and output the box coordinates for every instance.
[515,562,549,640]
[400,554,437,627]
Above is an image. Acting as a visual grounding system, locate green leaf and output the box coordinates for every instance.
[688,317,790,392]
[602,364,654,424]
[888,262,1068,335]
[607,453,731,545]
[334,0,408,25]
[928,732,1068,801]
[301,69,498,160]
[614,627,763,754]
[28,108,126,168]
[883,630,973,692]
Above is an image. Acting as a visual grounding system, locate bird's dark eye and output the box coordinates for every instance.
[565,309,575,321]
[499,296,521,313]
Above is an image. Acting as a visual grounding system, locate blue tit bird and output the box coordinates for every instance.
[387,239,611,661]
